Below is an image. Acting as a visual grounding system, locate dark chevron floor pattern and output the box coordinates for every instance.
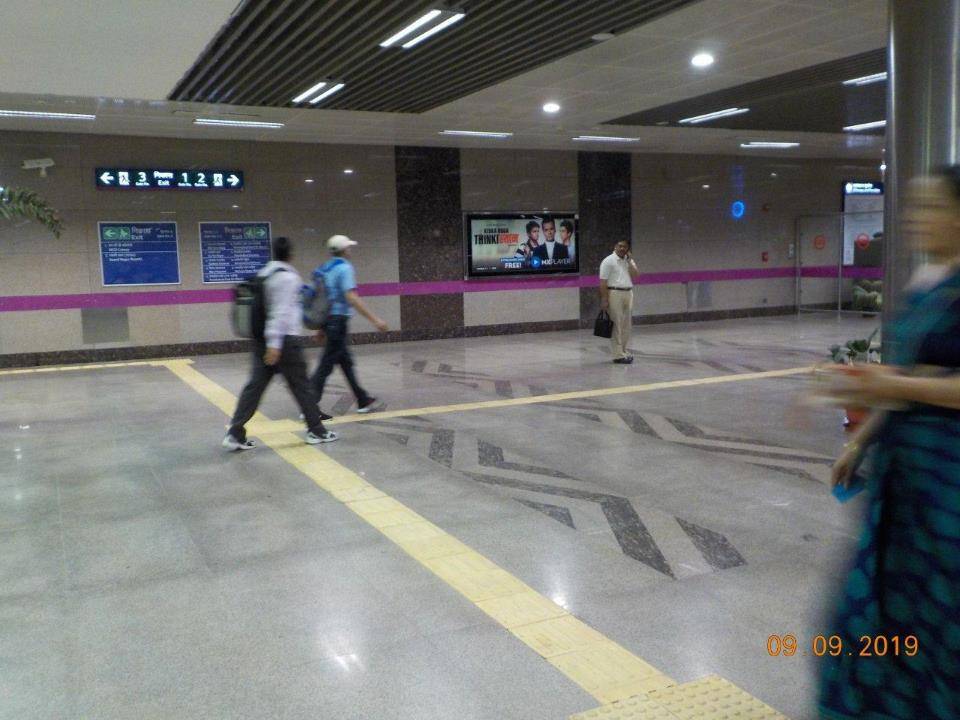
[365,414,748,580]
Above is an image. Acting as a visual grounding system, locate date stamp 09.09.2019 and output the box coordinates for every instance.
[767,634,919,658]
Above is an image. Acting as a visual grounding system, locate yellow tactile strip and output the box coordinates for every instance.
[570,676,789,720]
[647,676,789,720]
[0,359,168,376]
[161,359,677,704]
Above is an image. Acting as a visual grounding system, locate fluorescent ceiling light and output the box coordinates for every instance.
[343,168,354,174]
[844,120,886,132]
[402,12,465,48]
[292,80,327,103]
[572,135,639,143]
[0,109,95,120]
[691,53,715,68]
[440,130,512,138]
[309,82,345,104]
[380,9,442,47]
[543,102,561,114]
[843,72,887,86]
[678,107,749,124]
[194,118,284,128]
[740,141,800,148]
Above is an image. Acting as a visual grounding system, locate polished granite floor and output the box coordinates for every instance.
[0,314,880,719]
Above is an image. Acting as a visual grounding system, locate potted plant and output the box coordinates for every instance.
[829,328,880,429]
[0,186,63,237]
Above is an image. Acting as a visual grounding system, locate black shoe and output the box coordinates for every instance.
[625,356,634,364]
[613,358,630,364]
[300,410,334,422]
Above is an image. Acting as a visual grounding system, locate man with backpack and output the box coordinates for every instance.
[309,235,389,416]
[223,236,337,451]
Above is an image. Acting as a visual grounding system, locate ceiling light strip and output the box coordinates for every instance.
[309,82,345,104]
[440,130,512,138]
[0,110,95,120]
[402,13,465,48]
[380,9,442,47]
[678,107,749,124]
[572,135,639,143]
[740,142,800,148]
[842,72,887,86]
[843,120,886,132]
[194,118,284,128]
[292,80,328,103]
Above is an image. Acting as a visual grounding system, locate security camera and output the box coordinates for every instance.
[22,158,55,177]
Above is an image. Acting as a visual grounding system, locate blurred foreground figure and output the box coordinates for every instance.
[819,169,960,719]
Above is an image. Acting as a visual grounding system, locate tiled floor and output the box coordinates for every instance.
[1,314,878,719]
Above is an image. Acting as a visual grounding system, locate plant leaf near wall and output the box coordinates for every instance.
[0,186,63,238]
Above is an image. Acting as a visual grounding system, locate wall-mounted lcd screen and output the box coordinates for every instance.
[96,168,244,190]
[842,181,884,266]
[466,213,579,277]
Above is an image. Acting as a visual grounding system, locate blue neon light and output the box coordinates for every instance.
[731,200,745,219]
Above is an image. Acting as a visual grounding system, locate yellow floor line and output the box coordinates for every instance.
[159,359,676,703]
[0,359,188,377]
[158,358,793,717]
[263,365,813,429]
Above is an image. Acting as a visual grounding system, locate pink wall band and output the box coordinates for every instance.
[0,265,882,312]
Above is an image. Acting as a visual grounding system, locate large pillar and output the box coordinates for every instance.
[883,0,960,354]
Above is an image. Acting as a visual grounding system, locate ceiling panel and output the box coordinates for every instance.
[607,48,886,134]
[0,0,240,99]
[169,0,702,113]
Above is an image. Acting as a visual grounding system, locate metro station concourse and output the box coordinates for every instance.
[2,2,958,719]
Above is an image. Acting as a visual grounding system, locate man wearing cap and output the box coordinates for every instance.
[310,235,390,415]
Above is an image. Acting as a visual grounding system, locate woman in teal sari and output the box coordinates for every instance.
[820,168,960,719]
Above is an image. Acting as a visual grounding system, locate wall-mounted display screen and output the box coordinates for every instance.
[96,168,244,190]
[842,181,884,266]
[466,213,579,277]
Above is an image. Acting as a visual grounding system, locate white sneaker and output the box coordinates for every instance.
[356,398,385,414]
[222,434,255,451]
[305,430,338,444]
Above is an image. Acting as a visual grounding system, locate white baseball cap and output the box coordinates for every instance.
[327,234,357,251]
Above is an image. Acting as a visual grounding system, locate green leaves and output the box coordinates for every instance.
[830,327,880,364]
[0,186,63,238]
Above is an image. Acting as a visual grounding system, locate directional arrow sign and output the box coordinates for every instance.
[227,174,240,187]
[99,172,115,185]
[96,167,243,190]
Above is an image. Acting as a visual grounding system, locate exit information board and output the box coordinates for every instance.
[99,222,180,286]
[199,222,272,283]
[96,168,244,190]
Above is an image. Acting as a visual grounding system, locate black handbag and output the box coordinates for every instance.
[593,310,614,338]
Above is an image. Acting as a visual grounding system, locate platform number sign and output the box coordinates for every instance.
[96,168,244,191]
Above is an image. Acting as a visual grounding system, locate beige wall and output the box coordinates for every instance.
[0,130,881,358]
[629,153,879,316]
[460,149,580,328]
[0,131,399,353]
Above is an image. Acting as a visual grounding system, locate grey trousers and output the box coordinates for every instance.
[228,336,325,441]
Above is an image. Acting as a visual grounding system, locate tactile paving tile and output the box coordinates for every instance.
[476,590,568,627]
[426,554,530,602]
[569,693,680,719]
[648,675,789,719]
[512,615,610,658]
[549,640,674,703]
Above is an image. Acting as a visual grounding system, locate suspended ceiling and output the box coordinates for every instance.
[170,0,701,112]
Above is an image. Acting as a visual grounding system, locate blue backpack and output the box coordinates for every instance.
[302,258,344,329]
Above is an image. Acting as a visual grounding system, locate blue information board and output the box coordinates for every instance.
[199,222,272,283]
[99,222,180,286]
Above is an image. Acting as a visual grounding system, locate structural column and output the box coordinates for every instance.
[884,0,960,352]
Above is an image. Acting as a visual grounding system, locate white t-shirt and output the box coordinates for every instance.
[599,252,633,288]
[544,240,557,260]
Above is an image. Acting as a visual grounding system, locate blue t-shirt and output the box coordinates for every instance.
[313,257,356,317]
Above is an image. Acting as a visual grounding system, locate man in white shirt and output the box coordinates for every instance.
[599,240,640,363]
[223,236,337,450]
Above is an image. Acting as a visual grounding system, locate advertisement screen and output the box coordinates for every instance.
[842,181,884,266]
[466,213,579,277]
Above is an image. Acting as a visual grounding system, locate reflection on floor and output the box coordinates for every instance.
[1,315,877,719]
